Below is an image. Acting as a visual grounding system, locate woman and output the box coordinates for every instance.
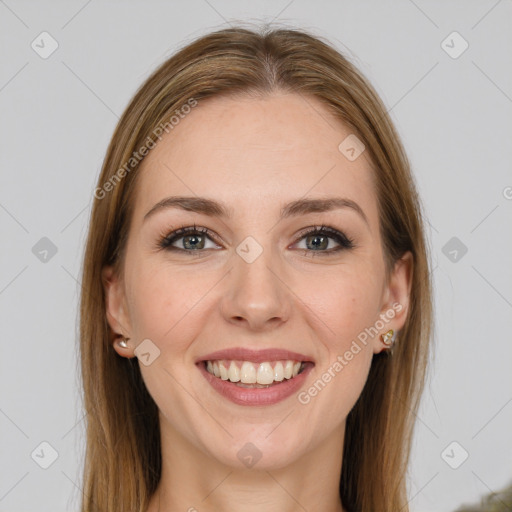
[80,25,432,512]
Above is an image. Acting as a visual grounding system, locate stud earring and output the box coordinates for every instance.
[118,337,129,348]
[381,329,396,348]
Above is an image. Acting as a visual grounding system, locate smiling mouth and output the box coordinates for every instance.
[203,359,308,388]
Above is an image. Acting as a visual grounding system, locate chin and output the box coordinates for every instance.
[205,429,308,471]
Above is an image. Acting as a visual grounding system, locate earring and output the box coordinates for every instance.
[381,329,396,348]
[118,337,130,348]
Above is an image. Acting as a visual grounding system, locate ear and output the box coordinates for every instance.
[373,251,413,354]
[102,265,135,358]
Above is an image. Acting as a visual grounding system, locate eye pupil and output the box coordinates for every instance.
[183,234,205,250]
[307,234,328,250]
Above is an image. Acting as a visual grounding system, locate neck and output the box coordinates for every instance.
[147,416,347,512]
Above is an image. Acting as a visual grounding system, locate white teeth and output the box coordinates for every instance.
[257,362,274,385]
[206,359,306,384]
[240,361,257,384]
[284,360,294,379]
[273,361,284,382]
[228,361,240,382]
[219,362,229,380]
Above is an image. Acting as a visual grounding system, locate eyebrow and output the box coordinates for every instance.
[143,195,369,225]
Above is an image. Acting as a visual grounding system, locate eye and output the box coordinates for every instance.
[158,224,220,253]
[292,225,355,257]
[157,223,355,257]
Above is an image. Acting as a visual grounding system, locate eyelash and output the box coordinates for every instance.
[157,223,355,257]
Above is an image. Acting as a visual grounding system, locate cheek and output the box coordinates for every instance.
[125,262,204,425]
[301,265,383,350]
[125,259,205,342]
[295,275,378,431]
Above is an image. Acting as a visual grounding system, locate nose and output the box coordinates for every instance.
[220,246,291,331]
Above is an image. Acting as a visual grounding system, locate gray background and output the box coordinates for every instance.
[1,1,511,511]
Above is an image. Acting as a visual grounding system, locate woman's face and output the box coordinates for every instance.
[104,92,411,470]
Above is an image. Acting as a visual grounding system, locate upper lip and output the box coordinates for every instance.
[197,348,314,364]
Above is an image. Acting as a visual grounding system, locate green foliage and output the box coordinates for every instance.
[455,481,512,512]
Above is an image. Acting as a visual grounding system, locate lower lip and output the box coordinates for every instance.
[197,362,314,406]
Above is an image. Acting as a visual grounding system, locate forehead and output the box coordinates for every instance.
[133,92,377,223]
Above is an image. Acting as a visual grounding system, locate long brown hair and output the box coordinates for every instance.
[79,24,433,512]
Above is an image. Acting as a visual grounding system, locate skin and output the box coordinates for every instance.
[103,92,412,512]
